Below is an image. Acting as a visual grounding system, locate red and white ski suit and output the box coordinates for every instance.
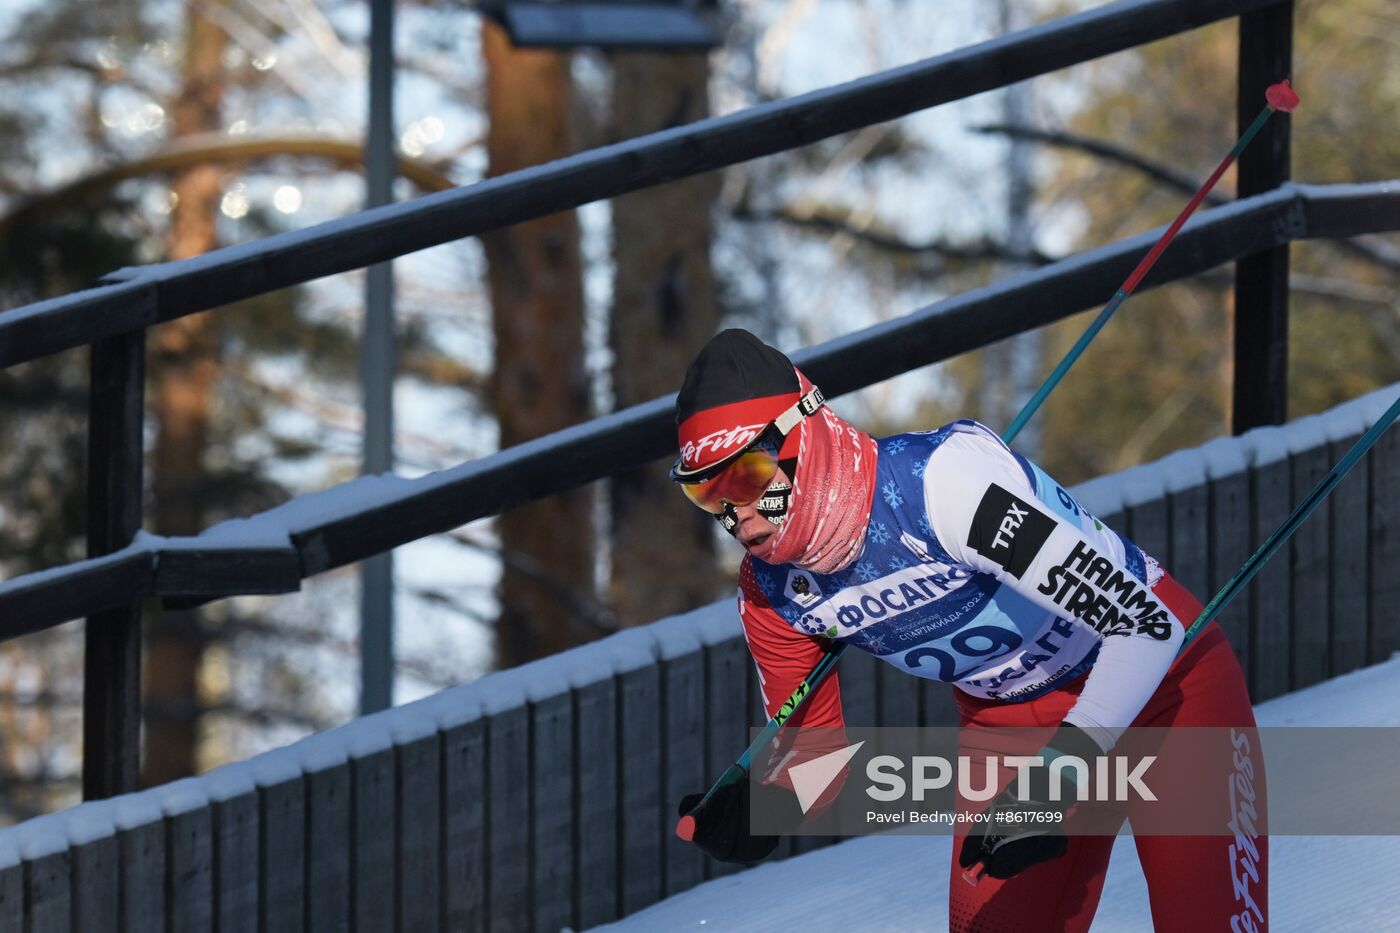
[739,424,1266,932]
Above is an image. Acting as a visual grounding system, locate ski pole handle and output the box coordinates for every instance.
[675,762,746,841]
[962,862,988,886]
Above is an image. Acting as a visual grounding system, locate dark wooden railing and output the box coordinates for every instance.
[1,182,1394,634]
[0,0,1362,819]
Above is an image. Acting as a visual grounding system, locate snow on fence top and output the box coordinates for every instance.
[1071,379,1399,511]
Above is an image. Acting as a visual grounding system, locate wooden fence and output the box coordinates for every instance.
[1,382,1396,932]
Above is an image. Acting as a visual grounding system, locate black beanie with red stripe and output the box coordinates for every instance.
[674,330,802,477]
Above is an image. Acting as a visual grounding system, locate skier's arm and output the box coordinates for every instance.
[738,560,848,800]
[924,428,1185,752]
[676,564,847,864]
[739,560,845,730]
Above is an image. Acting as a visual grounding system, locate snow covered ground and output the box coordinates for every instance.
[591,655,1400,932]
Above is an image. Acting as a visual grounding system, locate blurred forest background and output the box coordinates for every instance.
[0,0,1394,822]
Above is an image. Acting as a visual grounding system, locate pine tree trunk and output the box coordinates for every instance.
[144,0,226,786]
[608,52,721,627]
[481,22,594,667]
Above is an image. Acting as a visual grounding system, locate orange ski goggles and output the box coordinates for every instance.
[675,434,784,514]
[671,387,823,514]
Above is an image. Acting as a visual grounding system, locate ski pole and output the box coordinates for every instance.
[1180,390,1400,650]
[679,79,1300,844]
[1002,79,1300,441]
[964,80,1300,884]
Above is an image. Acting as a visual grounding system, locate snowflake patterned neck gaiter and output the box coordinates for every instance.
[749,370,878,575]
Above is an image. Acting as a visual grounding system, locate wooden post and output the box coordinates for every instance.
[83,328,147,799]
[1233,2,1293,433]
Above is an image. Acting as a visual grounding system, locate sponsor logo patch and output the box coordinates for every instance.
[757,482,793,525]
[784,570,823,608]
[968,484,1055,578]
[1037,540,1174,640]
[789,564,974,637]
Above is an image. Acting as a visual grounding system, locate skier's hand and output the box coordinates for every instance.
[676,777,800,865]
[959,723,1101,881]
[958,787,1069,880]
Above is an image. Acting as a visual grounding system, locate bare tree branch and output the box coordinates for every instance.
[242,0,363,81]
[975,122,1223,205]
[1189,268,1400,364]
[145,691,331,733]
[975,122,1400,275]
[220,613,482,689]
[731,202,1054,268]
[0,134,457,238]
[1190,267,1396,307]
[0,52,129,84]
[225,357,484,470]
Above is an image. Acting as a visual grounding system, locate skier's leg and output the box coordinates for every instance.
[1130,577,1269,931]
[1134,825,1267,933]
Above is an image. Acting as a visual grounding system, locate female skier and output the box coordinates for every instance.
[671,329,1266,933]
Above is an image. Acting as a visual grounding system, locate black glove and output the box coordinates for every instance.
[959,723,1102,881]
[677,776,802,865]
